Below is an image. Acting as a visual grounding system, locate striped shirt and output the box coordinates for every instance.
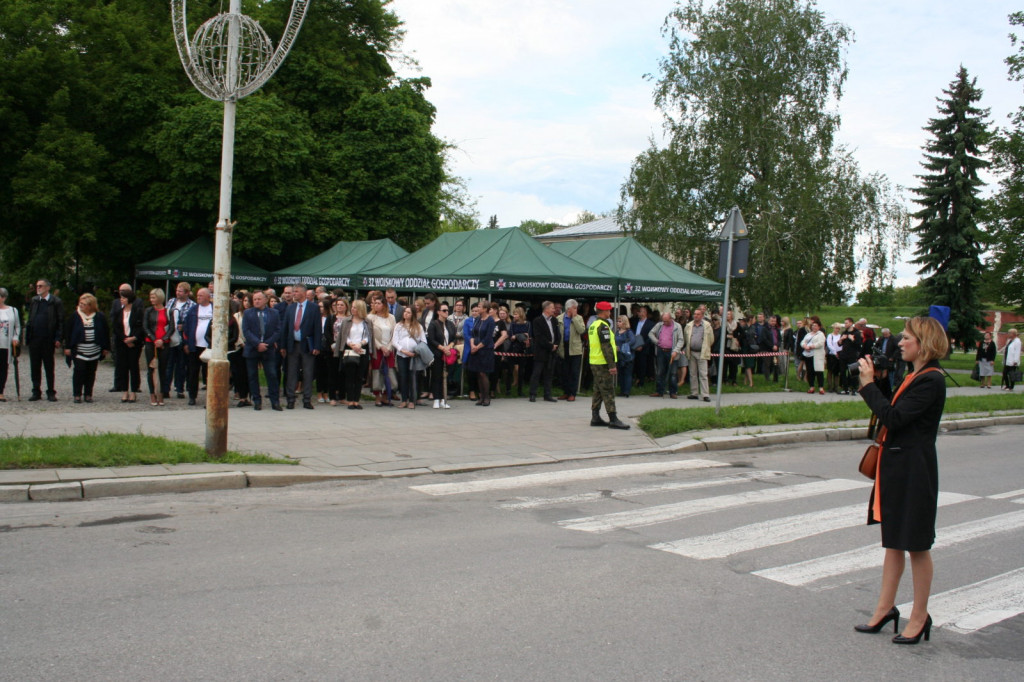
[76,324,101,362]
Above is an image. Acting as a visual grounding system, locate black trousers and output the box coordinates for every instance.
[29,337,58,395]
[0,348,9,394]
[1004,364,1019,390]
[72,358,99,398]
[431,356,448,401]
[530,351,556,399]
[342,355,368,402]
[29,339,56,396]
[145,344,168,396]
[328,353,343,400]
[186,347,206,400]
[114,339,141,392]
[229,348,250,400]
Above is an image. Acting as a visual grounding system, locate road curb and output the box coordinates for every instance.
[4,414,1023,504]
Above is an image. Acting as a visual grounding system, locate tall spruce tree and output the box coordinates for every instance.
[911,67,991,349]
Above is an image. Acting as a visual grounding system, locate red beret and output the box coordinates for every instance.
[595,301,613,311]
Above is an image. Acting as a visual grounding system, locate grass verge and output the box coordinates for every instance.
[638,393,1024,438]
[0,433,292,470]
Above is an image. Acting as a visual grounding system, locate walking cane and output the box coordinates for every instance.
[12,342,21,401]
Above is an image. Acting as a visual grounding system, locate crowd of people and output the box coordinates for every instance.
[1,279,1022,407]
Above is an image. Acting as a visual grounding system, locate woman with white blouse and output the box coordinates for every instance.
[0,287,21,402]
[801,321,827,395]
[394,306,427,409]
[337,299,372,409]
[367,295,397,406]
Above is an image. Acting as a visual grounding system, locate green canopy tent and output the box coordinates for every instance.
[135,236,271,287]
[272,239,409,289]
[547,237,723,301]
[358,228,617,298]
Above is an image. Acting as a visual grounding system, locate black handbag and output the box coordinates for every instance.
[970,362,980,381]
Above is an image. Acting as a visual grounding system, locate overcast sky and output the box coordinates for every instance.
[387,0,1021,287]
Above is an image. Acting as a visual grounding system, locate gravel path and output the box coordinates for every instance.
[1,355,194,414]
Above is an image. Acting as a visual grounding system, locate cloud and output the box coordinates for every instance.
[389,0,1021,290]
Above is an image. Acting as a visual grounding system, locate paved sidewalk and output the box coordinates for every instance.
[2,385,1021,502]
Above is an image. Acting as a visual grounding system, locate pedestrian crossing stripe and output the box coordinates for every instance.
[409,459,729,496]
[557,478,871,533]
[988,488,1024,500]
[498,470,789,511]
[752,509,1024,588]
[901,567,1024,634]
[407,460,1024,635]
[650,491,978,560]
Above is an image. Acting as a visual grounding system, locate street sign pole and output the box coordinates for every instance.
[714,229,733,416]
[714,207,749,415]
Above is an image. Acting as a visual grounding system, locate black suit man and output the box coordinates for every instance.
[242,291,283,411]
[632,306,655,387]
[529,300,560,402]
[283,283,322,409]
[385,288,405,322]
[26,278,64,401]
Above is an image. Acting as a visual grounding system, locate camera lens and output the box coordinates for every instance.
[848,361,861,376]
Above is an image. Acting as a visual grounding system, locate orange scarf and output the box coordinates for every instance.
[871,367,941,522]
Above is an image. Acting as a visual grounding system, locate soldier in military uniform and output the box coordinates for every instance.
[589,301,630,430]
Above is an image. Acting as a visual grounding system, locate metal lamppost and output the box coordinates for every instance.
[171,0,310,454]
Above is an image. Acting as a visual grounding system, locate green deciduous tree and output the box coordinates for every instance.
[0,0,451,293]
[618,0,909,310]
[518,219,561,236]
[910,67,991,346]
[984,12,1024,311]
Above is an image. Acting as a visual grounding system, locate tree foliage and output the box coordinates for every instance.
[985,11,1024,311]
[0,0,453,292]
[618,0,909,310]
[518,219,561,236]
[910,67,991,346]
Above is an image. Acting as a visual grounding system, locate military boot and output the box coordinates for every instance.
[591,409,608,427]
[607,412,630,430]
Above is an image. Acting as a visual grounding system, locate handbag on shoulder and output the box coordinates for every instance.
[858,366,941,480]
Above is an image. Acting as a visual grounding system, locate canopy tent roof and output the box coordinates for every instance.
[547,237,723,301]
[359,228,617,297]
[272,239,408,288]
[135,236,271,285]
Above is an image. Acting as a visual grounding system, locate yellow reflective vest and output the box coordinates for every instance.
[588,317,616,366]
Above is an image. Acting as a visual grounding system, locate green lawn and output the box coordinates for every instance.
[777,305,920,336]
[0,433,290,470]
[639,393,1024,438]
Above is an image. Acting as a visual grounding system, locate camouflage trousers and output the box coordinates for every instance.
[591,364,616,415]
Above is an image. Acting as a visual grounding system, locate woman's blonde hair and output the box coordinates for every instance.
[78,293,98,314]
[903,316,949,363]
[350,299,367,320]
[150,288,166,306]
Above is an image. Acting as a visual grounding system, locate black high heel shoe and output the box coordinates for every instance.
[893,614,931,644]
[854,606,900,634]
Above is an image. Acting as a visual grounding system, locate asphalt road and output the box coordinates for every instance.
[2,426,1022,681]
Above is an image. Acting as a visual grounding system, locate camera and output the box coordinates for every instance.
[848,351,889,377]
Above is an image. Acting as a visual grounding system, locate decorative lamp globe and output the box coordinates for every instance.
[191,13,273,97]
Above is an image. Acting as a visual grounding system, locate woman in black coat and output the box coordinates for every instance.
[63,293,110,403]
[854,316,948,645]
[427,303,457,409]
[113,288,145,402]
